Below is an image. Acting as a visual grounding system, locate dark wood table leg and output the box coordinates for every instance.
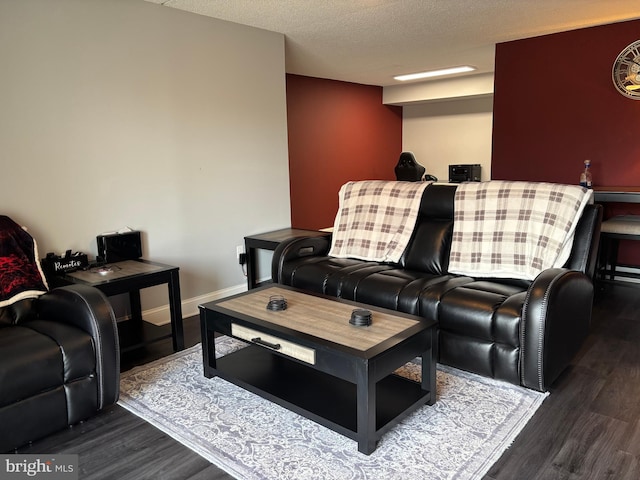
[423,329,437,406]
[245,244,258,290]
[356,362,377,455]
[168,270,184,351]
[199,307,216,378]
[129,289,142,321]
[128,289,144,342]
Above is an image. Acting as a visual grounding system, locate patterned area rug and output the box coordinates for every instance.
[118,337,547,480]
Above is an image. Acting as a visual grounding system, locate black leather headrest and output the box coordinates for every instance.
[419,184,457,219]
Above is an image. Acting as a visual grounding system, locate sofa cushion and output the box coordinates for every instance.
[0,387,68,453]
[25,320,95,382]
[325,263,395,298]
[285,256,393,297]
[0,298,38,326]
[438,281,526,346]
[0,321,95,409]
[434,279,526,385]
[440,331,521,385]
[0,326,62,407]
[350,268,452,314]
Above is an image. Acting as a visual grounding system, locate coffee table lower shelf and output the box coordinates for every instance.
[207,345,430,450]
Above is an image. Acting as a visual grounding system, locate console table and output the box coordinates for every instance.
[593,186,640,203]
[593,187,640,282]
[52,259,185,352]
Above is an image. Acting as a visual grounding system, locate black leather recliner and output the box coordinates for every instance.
[272,184,602,392]
[0,284,120,452]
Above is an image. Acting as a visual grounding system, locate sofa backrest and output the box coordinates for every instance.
[0,298,37,325]
[400,183,602,280]
[563,203,602,277]
[401,184,456,274]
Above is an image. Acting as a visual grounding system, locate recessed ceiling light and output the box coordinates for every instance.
[394,66,476,82]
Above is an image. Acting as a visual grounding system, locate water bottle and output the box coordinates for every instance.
[579,159,592,189]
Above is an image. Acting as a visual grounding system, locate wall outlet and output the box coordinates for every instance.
[236,245,247,265]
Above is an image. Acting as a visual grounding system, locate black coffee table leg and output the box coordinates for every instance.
[356,363,377,454]
[199,307,217,378]
[422,328,437,406]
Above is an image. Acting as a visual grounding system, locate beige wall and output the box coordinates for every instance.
[401,96,494,183]
[0,0,290,317]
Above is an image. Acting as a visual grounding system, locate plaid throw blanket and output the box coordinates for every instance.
[448,181,593,280]
[0,216,48,308]
[328,180,430,263]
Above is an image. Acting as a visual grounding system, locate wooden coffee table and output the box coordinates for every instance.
[199,285,437,455]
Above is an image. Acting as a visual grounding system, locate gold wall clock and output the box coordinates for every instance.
[612,40,640,99]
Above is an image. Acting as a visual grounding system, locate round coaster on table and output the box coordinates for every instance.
[350,308,372,326]
[266,294,287,311]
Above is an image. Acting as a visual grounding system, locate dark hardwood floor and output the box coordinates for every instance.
[15,282,640,479]
[487,281,640,480]
[16,316,234,480]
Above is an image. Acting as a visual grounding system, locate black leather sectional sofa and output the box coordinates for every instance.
[272,184,602,392]
[0,284,120,452]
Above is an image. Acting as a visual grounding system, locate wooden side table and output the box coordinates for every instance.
[51,259,184,352]
[244,228,332,289]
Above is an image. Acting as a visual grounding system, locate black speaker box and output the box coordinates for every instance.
[449,164,482,183]
[96,231,142,263]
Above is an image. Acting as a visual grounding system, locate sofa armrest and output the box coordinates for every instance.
[521,268,593,391]
[35,284,120,407]
[564,203,602,278]
[272,236,331,283]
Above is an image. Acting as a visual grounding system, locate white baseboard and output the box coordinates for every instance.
[143,283,249,326]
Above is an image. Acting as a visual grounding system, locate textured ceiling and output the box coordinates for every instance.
[145,0,640,86]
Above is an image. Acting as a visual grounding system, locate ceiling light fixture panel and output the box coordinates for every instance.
[394,66,476,82]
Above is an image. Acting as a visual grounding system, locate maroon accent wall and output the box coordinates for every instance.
[286,74,402,230]
[492,19,640,265]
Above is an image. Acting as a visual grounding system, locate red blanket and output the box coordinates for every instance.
[0,216,48,308]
